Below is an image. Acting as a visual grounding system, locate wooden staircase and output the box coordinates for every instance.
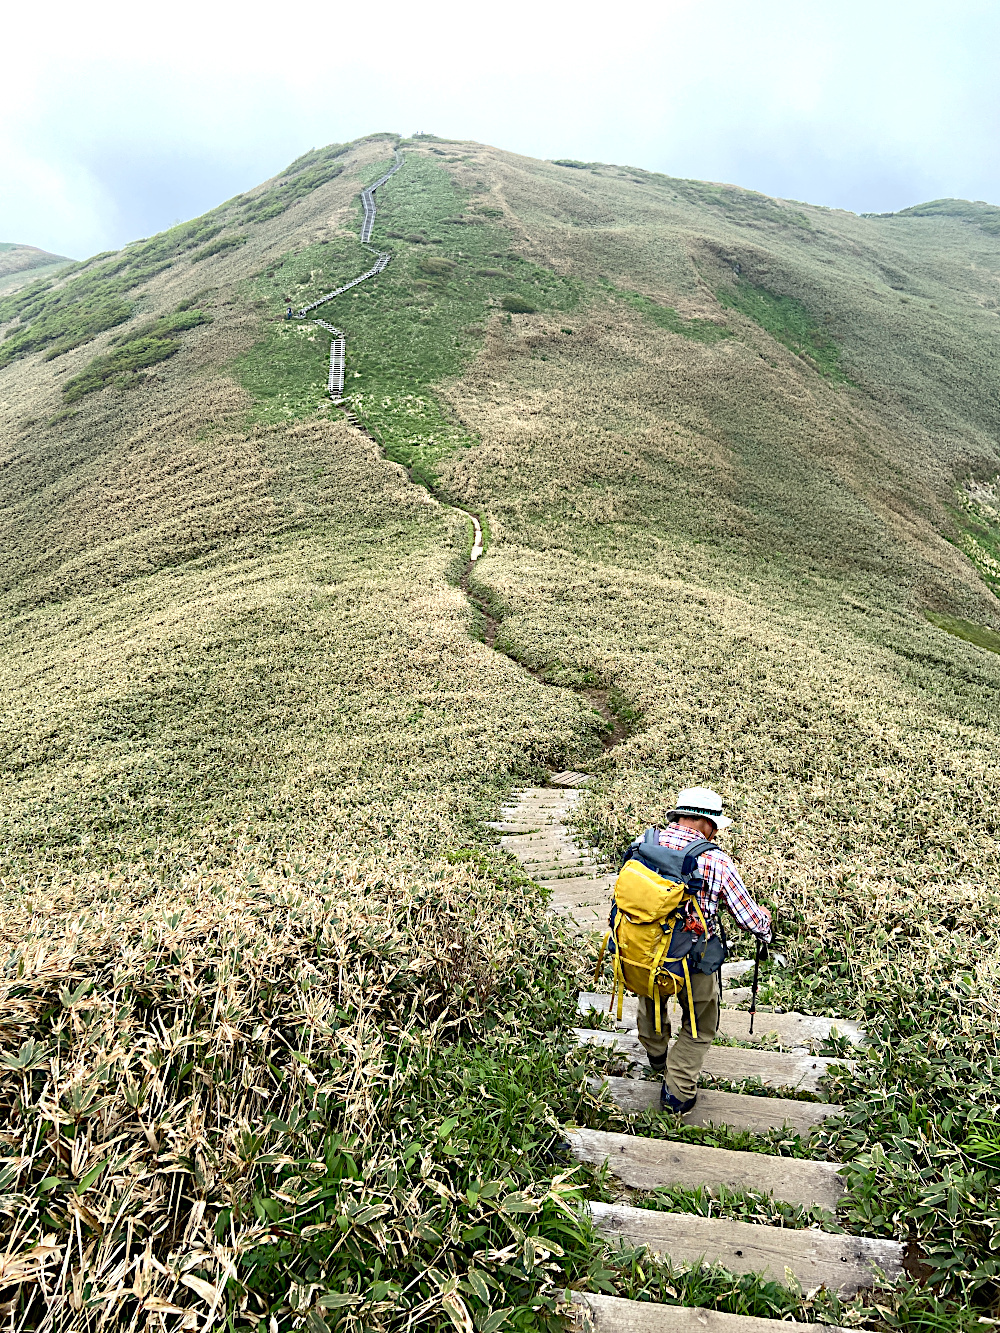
[568,1293,851,1333]
[489,785,615,931]
[496,783,902,1328]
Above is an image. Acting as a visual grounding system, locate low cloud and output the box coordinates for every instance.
[2,0,998,255]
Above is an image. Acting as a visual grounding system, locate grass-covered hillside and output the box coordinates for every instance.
[0,240,73,295]
[3,132,1000,1331]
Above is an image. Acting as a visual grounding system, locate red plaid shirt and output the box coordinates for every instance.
[652,823,771,942]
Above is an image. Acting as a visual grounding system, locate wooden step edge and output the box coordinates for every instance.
[566,1127,845,1211]
[525,856,602,868]
[587,1201,904,1297]
[590,1076,842,1134]
[546,879,614,896]
[573,1029,855,1094]
[577,995,867,1049]
[551,900,613,917]
[534,874,605,886]
[566,1291,851,1333]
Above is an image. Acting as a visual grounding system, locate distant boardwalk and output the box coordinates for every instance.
[314,319,346,398]
[296,149,404,398]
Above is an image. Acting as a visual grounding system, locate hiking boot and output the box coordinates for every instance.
[647,1052,667,1074]
[660,1083,697,1114]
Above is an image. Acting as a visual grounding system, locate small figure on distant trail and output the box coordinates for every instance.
[594,787,772,1114]
[285,303,293,320]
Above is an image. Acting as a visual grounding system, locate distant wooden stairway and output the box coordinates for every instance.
[294,149,404,399]
[498,783,902,1331]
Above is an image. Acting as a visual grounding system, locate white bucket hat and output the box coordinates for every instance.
[667,786,733,831]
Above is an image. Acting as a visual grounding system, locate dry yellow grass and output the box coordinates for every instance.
[0,847,553,1326]
[0,415,597,878]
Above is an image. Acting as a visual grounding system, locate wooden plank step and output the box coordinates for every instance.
[552,905,607,931]
[518,841,597,856]
[722,961,754,983]
[501,799,578,810]
[509,786,581,796]
[516,839,590,846]
[533,867,601,880]
[537,863,607,878]
[515,834,594,848]
[551,893,611,911]
[566,1129,844,1210]
[501,800,574,810]
[578,994,865,1048]
[500,808,577,821]
[550,771,594,787]
[539,873,608,889]
[515,855,596,869]
[508,820,579,828]
[573,1030,853,1093]
[525,856,600,871]
[550,880,613,901]
[721,1010,866,1047]
[502,837,583,853]
[500,798,559,807]
[515,857,594,869]
[592,1077,841,1134]
[568,1291,850,1333]
[505,788,581,802]
[588,1202,903,1296]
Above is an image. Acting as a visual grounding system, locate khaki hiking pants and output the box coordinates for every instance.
[637,970,719,1103]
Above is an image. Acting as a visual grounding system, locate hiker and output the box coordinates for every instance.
[601,787,771,1114]
[285,304,293,320]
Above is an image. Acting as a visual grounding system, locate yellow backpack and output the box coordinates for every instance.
[594,831,723,1037]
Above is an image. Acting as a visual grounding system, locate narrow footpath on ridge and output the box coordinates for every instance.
[299,151,904,1332]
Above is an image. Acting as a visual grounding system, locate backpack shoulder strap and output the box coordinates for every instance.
[620,829,653,870]
[681,838,719,860]
[679,838,719,882]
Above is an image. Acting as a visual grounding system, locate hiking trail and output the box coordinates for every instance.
[299,148,905,1331]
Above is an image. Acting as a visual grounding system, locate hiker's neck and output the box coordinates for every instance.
[676,815,718,839]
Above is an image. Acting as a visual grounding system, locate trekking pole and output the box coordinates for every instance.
[748,933,764,1035]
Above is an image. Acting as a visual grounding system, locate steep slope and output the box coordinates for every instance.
[2,134,1000,1329]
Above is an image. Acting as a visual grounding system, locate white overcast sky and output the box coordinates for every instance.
[3,0,999,259]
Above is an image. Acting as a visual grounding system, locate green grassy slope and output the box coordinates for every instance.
[3,134,1000,1329]
[233,151,581,484]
